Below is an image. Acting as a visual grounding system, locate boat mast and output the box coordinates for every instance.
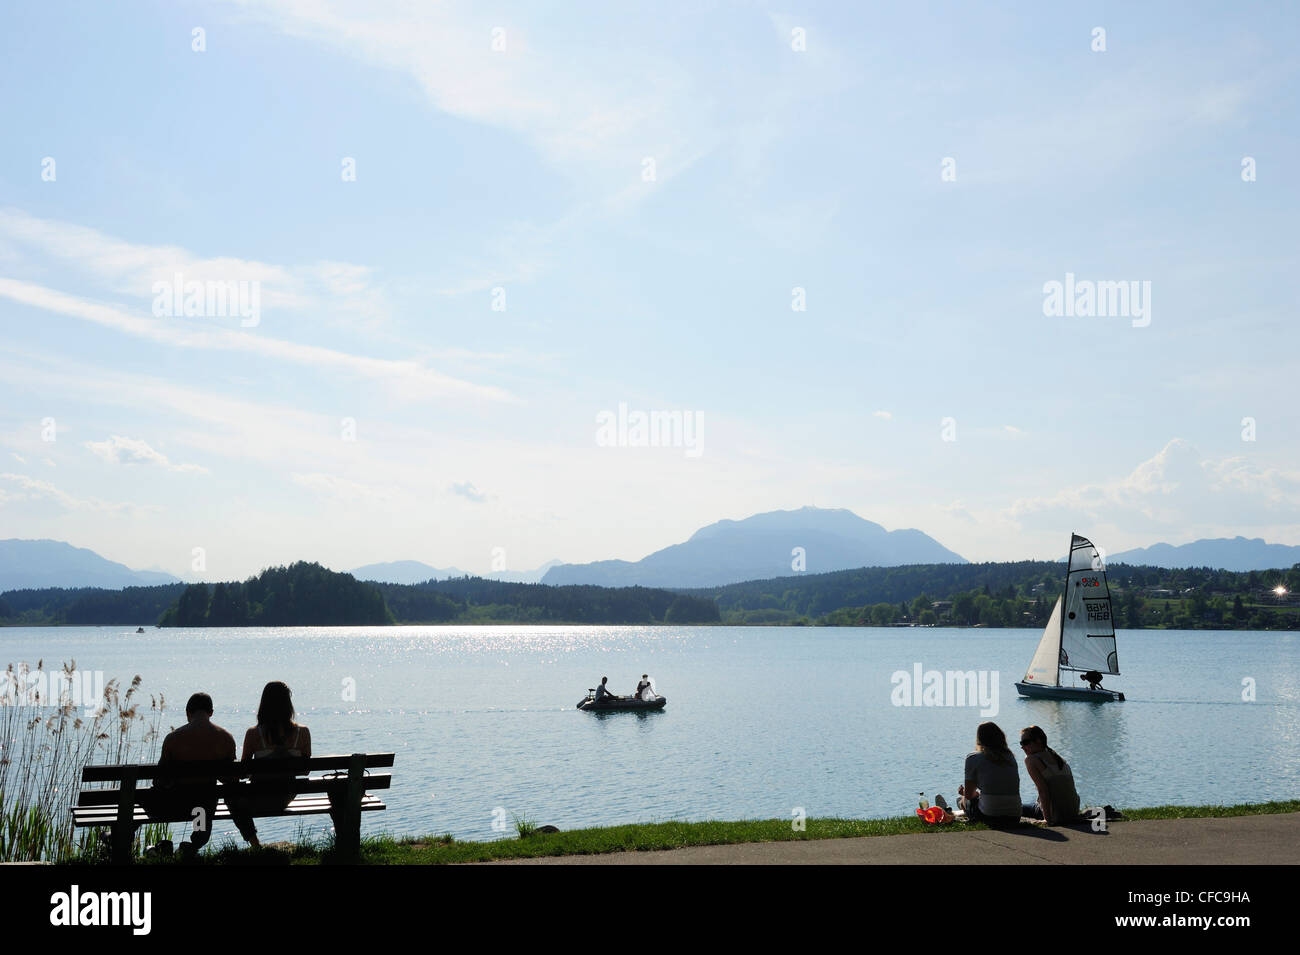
[1055,532,1072,688]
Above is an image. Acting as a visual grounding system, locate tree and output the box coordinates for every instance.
[174,583,211,626]
[952,592,977,626]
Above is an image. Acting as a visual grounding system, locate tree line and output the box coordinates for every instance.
[4,558,1297,629]
[0,562,722,626]
[688,561,1300,629]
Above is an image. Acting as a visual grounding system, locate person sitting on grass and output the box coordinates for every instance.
[1019,725,1081,826]
[140,691,237,858]
[956,721,1023,829]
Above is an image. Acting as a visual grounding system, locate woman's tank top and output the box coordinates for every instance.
[252,725,303,786]
[254,725,303,759]
[1030,750,1080,823]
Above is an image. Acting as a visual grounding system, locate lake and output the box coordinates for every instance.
[2,625,1297,844]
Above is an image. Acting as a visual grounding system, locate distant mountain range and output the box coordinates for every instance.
[350,559,562,585]
[7,525,1300,595]
[1110,537,1300,571]
[0,539,181,592]
[541,507,967,588]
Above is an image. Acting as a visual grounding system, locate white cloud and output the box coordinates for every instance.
[1004,439,1300,541]
[449,480,487,503]
[84,435,208,474]
[873,411,892,420]
[0,472,150,516]
[224,0,709,188]
[0,277,515,404]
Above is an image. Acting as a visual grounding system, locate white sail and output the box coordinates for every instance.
[1060,534,1120,675]
[1022,596,1062,686]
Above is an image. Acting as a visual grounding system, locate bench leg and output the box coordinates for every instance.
[328,754,367,863]
[111,774,138,865]
[110,823,140,865]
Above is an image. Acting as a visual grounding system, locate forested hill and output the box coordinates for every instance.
[686,561,1300,629]
[0,583,186,626]
[159,562,392,626]
[1,562,722,626]
[374,576,720,624]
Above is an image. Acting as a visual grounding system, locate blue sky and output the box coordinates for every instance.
[2,1,1298,579]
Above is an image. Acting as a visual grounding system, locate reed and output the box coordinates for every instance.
[0,660,167,862]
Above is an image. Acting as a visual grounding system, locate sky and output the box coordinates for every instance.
[2,0,1299,580]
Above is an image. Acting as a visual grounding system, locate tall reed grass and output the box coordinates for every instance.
[0,660,167,862]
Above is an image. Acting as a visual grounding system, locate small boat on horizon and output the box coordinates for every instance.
[1015,533,1125,703]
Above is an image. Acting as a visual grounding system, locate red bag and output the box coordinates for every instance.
[916,805,954,824]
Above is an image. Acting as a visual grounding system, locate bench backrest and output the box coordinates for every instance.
[80,753,395,784]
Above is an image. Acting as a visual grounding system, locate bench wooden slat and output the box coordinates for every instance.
[80,753,394,783]
[71,794,386,827]
[76,774,392,805]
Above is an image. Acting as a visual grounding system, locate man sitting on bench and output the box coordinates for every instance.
[139,692,237,857]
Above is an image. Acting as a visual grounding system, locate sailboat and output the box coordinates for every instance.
[1015,533,1125,702]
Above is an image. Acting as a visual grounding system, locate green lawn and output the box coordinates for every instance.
[133,799,1300,866]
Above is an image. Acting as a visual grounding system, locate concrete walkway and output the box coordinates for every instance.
[486,812,1300,865]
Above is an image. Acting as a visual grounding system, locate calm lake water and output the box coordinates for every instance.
[2,625,1298,844]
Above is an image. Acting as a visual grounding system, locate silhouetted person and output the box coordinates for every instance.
[140,692,236,857]
[229,681,314,848]
[594,676,619,702]
[1082,670,1104,691]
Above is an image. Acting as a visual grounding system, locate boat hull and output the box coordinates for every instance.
[1015,681,1124,703]
[577,696,667,712]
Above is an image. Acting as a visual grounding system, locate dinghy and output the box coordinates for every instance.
[1015,533,1125,702]
[576,690,667,712]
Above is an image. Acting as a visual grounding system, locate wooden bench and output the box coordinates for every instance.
[72,753,394,864]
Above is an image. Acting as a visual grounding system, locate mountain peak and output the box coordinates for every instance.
[545,507,964,588]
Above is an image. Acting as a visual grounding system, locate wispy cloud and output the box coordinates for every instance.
[0,472,151,516]
[1003,439,1300,539]
[84,435,208,474]
[225,0,710,188]
[0,277,515,404]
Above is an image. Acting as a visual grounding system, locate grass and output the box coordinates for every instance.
[1,661,167,862]
[121,799,1300,865]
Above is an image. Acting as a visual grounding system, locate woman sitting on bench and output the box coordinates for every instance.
[229,681,314,848]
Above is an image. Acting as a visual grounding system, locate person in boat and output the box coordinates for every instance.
[1018,725,1081,826]
[956,722,1022,828]
[1082,670,1104,691]
[228,681,315,848]
[635,674,654,700]
[594,676,620,703]
[140,691,237,858]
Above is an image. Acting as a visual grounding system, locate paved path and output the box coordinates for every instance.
[486,813,1300,865]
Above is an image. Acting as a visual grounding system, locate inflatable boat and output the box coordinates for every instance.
[577,693,667,712]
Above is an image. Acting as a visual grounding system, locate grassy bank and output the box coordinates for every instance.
[129,799,1300,866]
